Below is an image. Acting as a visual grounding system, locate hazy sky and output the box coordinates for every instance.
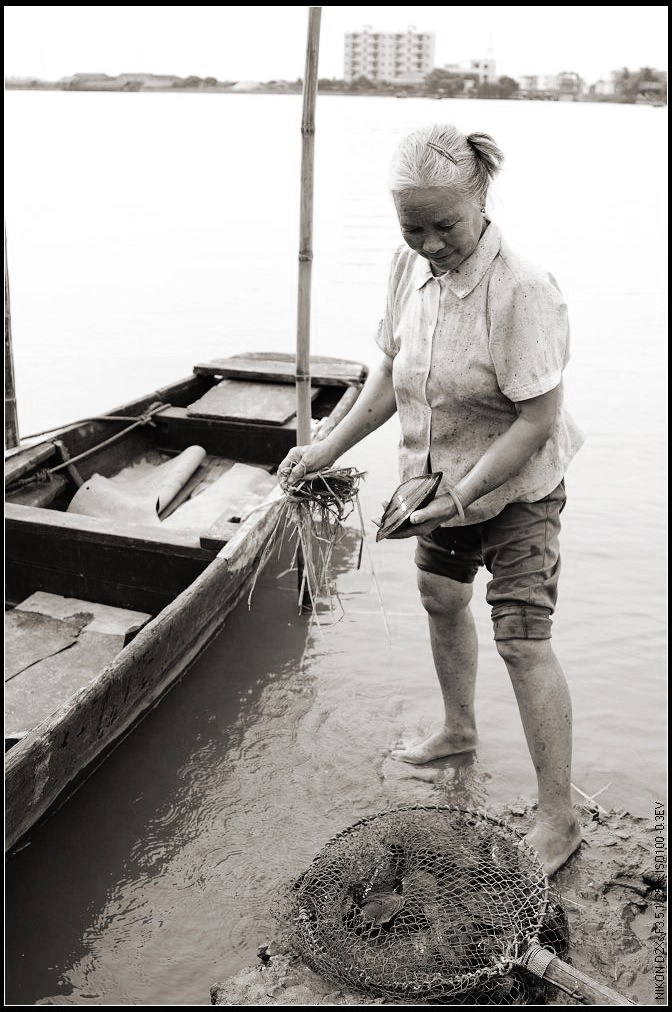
[4,5,668,84]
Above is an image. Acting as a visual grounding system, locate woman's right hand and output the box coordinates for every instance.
[277,441,338,490]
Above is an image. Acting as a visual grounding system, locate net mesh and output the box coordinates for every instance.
[283,805,571,1005]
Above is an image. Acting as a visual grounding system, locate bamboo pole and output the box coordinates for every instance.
[5,225,19,448]
[295,6,321,445]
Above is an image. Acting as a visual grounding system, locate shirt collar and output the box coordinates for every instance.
[412,221,501,298]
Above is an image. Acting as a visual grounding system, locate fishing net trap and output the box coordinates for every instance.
[282,805,635,1006]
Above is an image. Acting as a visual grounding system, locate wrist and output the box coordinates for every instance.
[444,484,466,523]
[320,429,350,459]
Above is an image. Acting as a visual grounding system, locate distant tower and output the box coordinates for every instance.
[470,46,497,85]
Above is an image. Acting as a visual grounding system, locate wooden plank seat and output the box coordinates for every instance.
[193,354,368,387]
[153,405,300,463]
[5,503,217,614]
[186,379,318,425]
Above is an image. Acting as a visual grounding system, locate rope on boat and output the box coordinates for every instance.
[6,402,167,490]
[18,402,167,442]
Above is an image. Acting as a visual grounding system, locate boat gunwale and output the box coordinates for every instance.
[5,354,367,489]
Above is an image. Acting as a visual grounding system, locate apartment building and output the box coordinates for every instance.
[344,26,435,83]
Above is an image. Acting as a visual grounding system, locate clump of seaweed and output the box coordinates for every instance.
[247,467,367,619]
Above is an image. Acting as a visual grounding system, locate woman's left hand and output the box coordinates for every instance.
[372,493,459,538]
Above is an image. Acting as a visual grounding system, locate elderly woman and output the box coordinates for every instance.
[279,123,585,876]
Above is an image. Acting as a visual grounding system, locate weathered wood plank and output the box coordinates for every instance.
[154,407,298,464]
[193,355,367,386]
[198,482,283,551]
[52,438,84,488]
[5,625,133,736]
[5,442,58,486]
[187,379,317,425]
[16,592,151,642]
[5,611,87,682]
[5,503,216,613]
[5,502,210,553]
[5,559,179,616]
[199,522,241,552]
[6,473,68,508]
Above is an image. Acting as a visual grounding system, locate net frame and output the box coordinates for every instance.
[285,804,559,1004]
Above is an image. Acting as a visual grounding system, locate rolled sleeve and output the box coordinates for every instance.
[374,315,396,359]
[488,275,570,402]
[374,247,408,359]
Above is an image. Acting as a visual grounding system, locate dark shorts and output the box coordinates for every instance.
[414,481,566,641]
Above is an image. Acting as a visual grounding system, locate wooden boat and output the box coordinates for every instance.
[4,351,368,852]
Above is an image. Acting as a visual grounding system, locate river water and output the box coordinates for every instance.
[4,92,667,1005]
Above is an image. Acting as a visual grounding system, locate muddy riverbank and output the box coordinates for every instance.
[211,801,666,1006]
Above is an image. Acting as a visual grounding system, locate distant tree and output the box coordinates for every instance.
[318,77,346,92]
[376,78,399,94]
[613,66,666,102]
[475,81,499,98]
[497,75,520,98]
[613,67,636,100]
[425,68,467,97]
[347,75,375,93]
[473,76,520,99]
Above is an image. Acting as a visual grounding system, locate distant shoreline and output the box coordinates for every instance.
[3,73,667,105]
[5,80,664,106]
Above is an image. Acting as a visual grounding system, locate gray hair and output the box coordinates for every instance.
[388,124,504,206]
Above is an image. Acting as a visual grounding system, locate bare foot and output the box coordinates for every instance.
[390,727,478,765]
[523,813,583,877]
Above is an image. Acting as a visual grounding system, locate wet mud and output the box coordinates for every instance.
[211,802,666,1006]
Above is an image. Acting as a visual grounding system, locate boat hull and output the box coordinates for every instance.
[5,353,367,852]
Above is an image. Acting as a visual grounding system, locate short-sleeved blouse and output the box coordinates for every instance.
[375,222,585,525]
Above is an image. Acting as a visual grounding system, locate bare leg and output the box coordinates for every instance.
[391,571,478,764]
[496,638,582,876]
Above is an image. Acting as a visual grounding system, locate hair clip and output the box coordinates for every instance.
[426,141,458,165]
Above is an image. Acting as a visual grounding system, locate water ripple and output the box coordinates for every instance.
[4,93,665,1007]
